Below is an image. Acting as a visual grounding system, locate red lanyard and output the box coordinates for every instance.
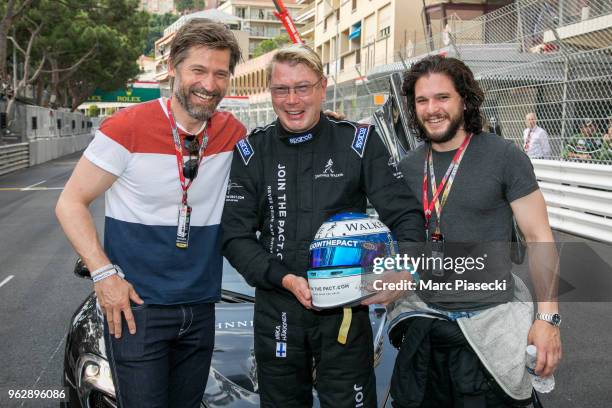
[422,133,472,231]
[166,98,207,204]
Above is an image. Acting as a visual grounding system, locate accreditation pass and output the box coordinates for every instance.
[176,204,192,248]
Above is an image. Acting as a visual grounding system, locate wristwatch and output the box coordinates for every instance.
[535,312,562,327]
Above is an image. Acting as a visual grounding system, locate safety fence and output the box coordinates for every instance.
[533,159,612,243]
[0,143,29,176]
[358,0,612,165]
[228,0,612,166]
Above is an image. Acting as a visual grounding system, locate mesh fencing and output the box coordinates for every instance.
[227,0,612,165]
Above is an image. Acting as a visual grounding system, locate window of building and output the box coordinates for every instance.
[236,7,246,18]
[379,26,390,38]
[352,0,357,11]
[356,49,361,64]
[377,3,391,34]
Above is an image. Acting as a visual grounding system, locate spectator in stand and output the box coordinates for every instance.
[562,120,601,160]
[523,112,551,159]
[595,124,612,162]
[488,115,502,136]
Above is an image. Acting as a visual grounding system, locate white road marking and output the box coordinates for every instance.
[20,335,66,408]
[0,275,14,288]
[21,180,46,190]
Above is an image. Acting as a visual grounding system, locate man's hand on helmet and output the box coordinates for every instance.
[282,274,313,309]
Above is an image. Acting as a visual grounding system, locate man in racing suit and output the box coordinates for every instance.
[221,44,424,407]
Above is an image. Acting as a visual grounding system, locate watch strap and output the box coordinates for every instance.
[535,312,561,327]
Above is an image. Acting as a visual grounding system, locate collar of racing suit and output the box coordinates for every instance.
[277,112,326,145]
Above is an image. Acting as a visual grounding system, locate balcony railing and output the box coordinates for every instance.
[295,3,315,22]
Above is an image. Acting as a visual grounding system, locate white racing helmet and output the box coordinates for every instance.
[307,212,398,309]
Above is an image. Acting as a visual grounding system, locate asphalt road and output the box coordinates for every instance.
[0,153,611,407]
[0,153,97,408]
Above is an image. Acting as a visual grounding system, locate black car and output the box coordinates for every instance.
[62,259,398,407]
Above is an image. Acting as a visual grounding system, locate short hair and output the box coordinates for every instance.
[169,18,242,74]
[402,55,484,138]
[266,44,324,82]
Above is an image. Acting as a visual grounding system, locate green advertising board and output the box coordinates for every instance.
[86,86,160,103]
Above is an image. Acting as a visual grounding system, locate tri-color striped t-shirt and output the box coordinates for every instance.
[84,98,246,305]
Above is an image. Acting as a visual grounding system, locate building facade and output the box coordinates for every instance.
[294,0,315,46]
[139,0,176,14]
[218,0,305,59]
[314,0,511,86]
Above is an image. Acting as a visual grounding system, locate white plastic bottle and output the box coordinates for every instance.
[525,345,555,393]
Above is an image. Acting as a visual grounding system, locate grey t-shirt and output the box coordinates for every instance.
[398,132,539,310]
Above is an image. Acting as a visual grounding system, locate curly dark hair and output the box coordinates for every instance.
[402,55,484,139]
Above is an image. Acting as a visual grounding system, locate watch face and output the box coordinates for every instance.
[552,314,561,325]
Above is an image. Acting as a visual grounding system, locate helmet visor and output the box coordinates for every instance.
[309,241,389,269]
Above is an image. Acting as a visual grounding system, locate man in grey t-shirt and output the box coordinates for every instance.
[399,129,538,310]
[387,56,561,407]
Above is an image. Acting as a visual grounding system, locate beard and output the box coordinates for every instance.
[174,81,222,122]
[417,111,464,144]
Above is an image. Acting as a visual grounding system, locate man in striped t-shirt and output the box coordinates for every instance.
[56,19,245,407]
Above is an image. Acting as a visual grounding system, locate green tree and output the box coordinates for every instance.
[144,12,178,56]
[3,0,148,126]
[175,0,206,14]
[252,34,291,58]
[62,0,149,110]
[0,0,35,87]
[88,104,99,117]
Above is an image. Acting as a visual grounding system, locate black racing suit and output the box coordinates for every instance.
[221,113,424,407]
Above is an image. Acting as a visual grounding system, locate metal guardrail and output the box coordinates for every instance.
[534,160,612,242]
[0,143,29,176]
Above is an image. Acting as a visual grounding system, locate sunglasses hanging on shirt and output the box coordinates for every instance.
[183,135,203,180]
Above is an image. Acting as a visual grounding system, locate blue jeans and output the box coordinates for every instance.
[430,307,481,321]
[103,302,215,408]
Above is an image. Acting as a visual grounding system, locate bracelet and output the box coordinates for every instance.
[90,263,115,278]
[92,265,125,283]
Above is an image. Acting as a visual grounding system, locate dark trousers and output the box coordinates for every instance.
[103,302,215,408]
[254,289,377,408]
[390,317,532,408]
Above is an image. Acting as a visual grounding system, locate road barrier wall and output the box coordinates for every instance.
[0,143,29,176]
[534,159,612,243]
[29,132,93,166]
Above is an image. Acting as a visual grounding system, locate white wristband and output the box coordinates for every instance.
[90,263,115,278]
[92,265,125,283]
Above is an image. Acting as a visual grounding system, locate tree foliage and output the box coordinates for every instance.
[252,34,291,58]
[175,0,206,14]
[88,104,99,117]
[1,0,148,117]
[144,12,178,57]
